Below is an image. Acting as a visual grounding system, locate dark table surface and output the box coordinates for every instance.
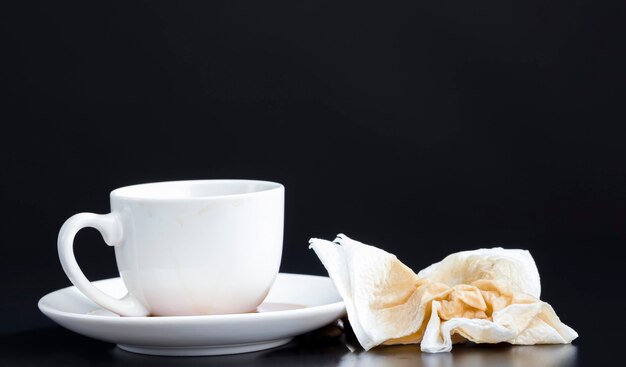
[0,322,591,367]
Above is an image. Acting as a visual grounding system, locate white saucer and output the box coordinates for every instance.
[38,273,346,356]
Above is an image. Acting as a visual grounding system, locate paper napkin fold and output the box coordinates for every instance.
[309,234,577,353]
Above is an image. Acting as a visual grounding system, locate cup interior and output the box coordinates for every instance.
[111,180,282,200]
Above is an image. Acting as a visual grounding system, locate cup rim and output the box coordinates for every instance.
[110,179,284,202]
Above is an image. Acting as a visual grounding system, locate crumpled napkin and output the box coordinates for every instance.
[309,234,578,353]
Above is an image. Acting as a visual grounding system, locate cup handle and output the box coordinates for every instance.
[57,212,149,316]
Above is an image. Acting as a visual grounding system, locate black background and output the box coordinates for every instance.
[1,0,624,356]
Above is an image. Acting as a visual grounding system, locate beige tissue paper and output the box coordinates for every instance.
[309,234,578,353]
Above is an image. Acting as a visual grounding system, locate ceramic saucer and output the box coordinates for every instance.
[38,273,346,356]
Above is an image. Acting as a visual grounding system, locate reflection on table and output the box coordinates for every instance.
[0,325,577,367]
[107,327,578,367]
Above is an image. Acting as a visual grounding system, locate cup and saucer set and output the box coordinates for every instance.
[38,180,346,356]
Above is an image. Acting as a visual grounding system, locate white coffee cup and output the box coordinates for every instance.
[58,179,284,317]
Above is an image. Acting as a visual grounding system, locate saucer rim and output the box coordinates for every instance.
[38,272,345,323]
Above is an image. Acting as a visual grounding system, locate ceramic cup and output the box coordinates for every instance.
[58,179,284,317]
